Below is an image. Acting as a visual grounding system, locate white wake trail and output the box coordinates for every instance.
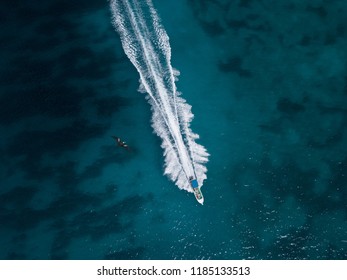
[110,0,209,193]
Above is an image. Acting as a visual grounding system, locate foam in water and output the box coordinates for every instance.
[110,0,209,194]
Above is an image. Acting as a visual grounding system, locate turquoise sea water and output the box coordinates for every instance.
[0,0,346,259]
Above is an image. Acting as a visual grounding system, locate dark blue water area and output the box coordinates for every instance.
[0,0,346,260]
